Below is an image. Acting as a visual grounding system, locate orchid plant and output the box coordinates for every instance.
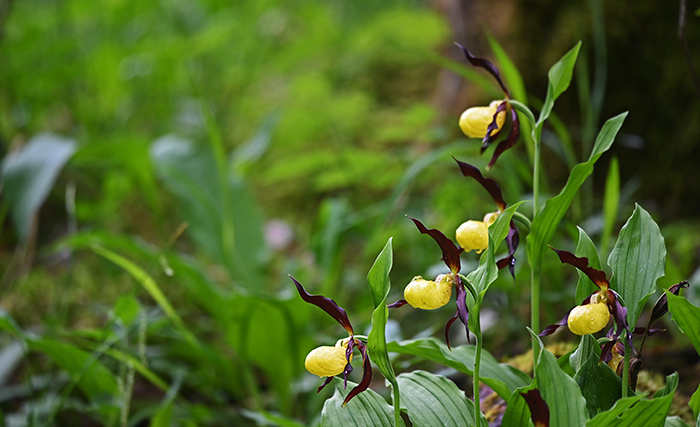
[292,39,700,427]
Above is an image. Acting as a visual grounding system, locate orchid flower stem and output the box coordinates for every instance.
[531,123,543,354]
[622,334,631,398]
[512,211,532,232]
[393,387,401,427]
[473,309,483,427]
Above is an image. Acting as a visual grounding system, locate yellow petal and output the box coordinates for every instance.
[455,220,489,253]
[305,345,351,377]
[459,102,506,139]
[567,303,610,335]
[404,276,452,310]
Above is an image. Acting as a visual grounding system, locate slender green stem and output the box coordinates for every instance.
[393,386,401,427]
[530,266,541,337]
[472,310,482,427]
[512,211,532,232]
[531,123,543,352]
[622,334,631,398]
[532,125,543,217]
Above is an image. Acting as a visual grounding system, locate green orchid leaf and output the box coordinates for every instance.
[667,292,700,356]
[527,112,627,270]
[608,204,666,328]
[321,378,401,427]
[0,133,76,242]
[690,385,700,423]
[539,42,582,125]
[387,337,530,400]
[575,227,603,304]
[467,201,525,297]
[569,334,601,374]
[487,34,527,103]
[530,330,589,426]
[397,370,487,427]
[574,354,622,417]
[586,373,677,427]
[367,238,394,308]
[501,384,537,427]
[663,416,692,427]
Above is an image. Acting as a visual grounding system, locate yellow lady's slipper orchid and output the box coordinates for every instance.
[404,274,453,310]
[455,220,489,253]
[305,343,351,377]
[459,100,506,139]
[567,302,610,335]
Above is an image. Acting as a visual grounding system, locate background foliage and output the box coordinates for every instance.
[0,0,698,425]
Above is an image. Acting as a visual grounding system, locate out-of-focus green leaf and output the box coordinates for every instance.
[664,416,691,427]
[527,112,627,269]
[575,227,603,304]
[90,245,198,346]
[387,337,530,400]
[608,204,666,328]
[321,378,399,427]
[113,295,141,327]
[601,156,620,254]
[149,403,172,427]
[539,42,582,124]
[586,373,677,427]
[530,332,589,426]
[397,370,487,426]
[0,133,76,242]
[26,338,119,400]
[487,34,527,103]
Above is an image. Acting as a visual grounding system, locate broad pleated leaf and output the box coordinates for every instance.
[667,292,700,356]
[321,379,399,427]
[586,373,677,427]
[387,337,530,400]
[502,384,536,427]
[608,204,666,328]
[397,370,486,427]
[575,227,603,303]
[530,331,589,426]
[574,354,622,417]
[527,112,627,269]
[0,133,76,242]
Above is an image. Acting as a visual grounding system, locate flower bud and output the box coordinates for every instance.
[305,344,351,377]
[455,220,489,253]
[459,100,506,139]
[567,303,610,335]
[404,275,453,310]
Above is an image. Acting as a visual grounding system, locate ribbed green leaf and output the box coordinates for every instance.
[0,133,76,242]
[321,379,399,427]
[667,292,700,356]
[527,112,627,270]
[387,338,530,400]
[569,334,600,374]
[608,204,666,328]
[586,373,677,427]
[664,416,691,427]
[397,370,486,427]
[574,227,603,304]
[574,354,622,417]
[531,331,589,426]
[501,384,536,427]
[367,238,394,308]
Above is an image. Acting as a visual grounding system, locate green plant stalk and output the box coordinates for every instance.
[393,385,402,427]
[622,333,631,398]
[530,123,544,345]
[472,308,483,427]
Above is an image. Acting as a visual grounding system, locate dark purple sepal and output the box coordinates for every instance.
[453,158,507,211]
[317,376,334,393]
[455,42,510,97]
[481,101,509,152]
[342,340,372,407]
[487,108,520,169]
[444,311,460,350]
[538,311,570,337]
[343,339,355,388]
[522,389,550,427]
[649,281,689,326]
[290,276,354,335]
[408,216,461,273]
[550,247,610,290]
[496,221,519,279]
[387,299,408,309]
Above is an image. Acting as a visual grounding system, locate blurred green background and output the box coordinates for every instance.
[0,0,699,425]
